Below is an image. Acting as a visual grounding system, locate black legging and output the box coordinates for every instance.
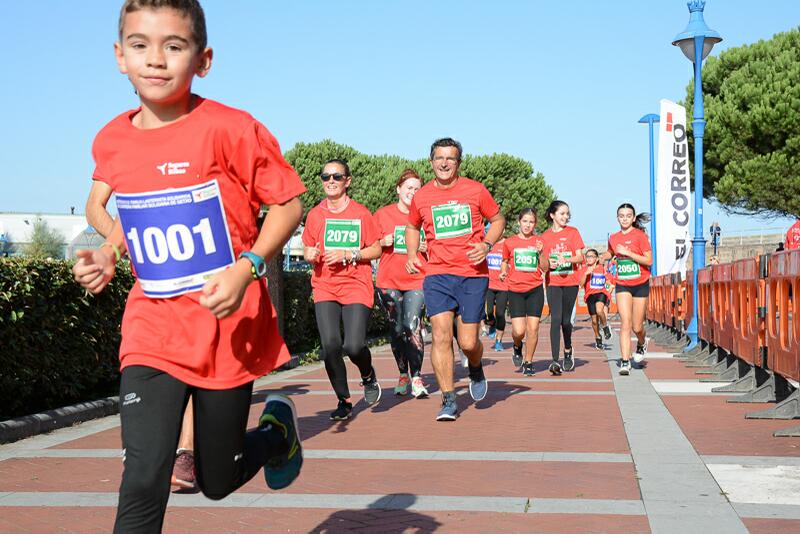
[485,288,508,331]
[315,301,374,401]
[376,288,425,377]
[115,365,287,533]
[546,285,579,361]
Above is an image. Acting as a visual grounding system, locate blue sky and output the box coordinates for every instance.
[0,0,797,243]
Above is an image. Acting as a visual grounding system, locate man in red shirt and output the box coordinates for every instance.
[405,138,505,421]
[786,220,800,251]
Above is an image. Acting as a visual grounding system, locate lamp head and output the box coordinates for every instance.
[672,0,722,62]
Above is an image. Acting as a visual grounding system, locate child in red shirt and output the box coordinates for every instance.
[579,248,613,350]
[486,238,509,352]
[72,1,305,530]
[603,203,653,375]
[374,169,429,399]
[302,159,382,421]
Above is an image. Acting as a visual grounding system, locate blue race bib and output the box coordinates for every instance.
[116,179,235,298]
[590,272,606,289]
[487,252,502,270]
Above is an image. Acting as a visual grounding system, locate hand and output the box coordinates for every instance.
[73,248,116,294]
[199,260,252,319]
[548,256,559,270]
[535,240,543,252]
[406,256,422,274]
[616,245,631,257]
[466,242,490,265]
[418,240,428,254]
[381,233,394,247]
[323,249,347,266]
[305,245,321,264]
[499,270,507,281]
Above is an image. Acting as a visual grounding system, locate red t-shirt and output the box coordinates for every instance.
[502,235,544,292]
[374,203,425,291]
[540,226,585,287]
[302,199,379,307]
[583,264,609,298]
[91,97,306,389]
[608,228,652,286]
[487,240,507,291]
[407,177,500,278]
[786,221,800,251]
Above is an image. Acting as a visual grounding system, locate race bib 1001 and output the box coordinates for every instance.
[431,203,472,239]
[324,219,361,250]
[116,179,235,299]
[617,258,641,281]
[590,272,606,289]
[513,248,539,272]
[487,252,502,270]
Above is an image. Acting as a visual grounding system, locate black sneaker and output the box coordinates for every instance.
[595,338,604,350]
[522,362,535,376]
[512,344,523,368]
[361,372,382,406]
[562,349,575,372]
[603,325,613,341]
[330,400,353,421]
[549,360,562,376]
[260,395,303,490]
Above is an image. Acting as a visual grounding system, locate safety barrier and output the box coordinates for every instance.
[697,267,714,345]
[711,263,735,355]
[766,251,799,381]
[730,257,764,366]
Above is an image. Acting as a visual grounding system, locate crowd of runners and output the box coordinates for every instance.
[71,0,655,530]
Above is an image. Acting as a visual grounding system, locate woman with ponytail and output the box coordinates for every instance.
[603,203,653,376]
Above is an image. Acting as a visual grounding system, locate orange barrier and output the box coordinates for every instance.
[683,270,693,334]
[731,257,764,367]
[766,250,800,382]
[697,267,714,345]
[711,263,735,355]
[650,275,666,324]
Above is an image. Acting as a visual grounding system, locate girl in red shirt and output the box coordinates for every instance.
[374,169,429,399]
[302,159,382,419]
[486,237,509,352]
[603,203,653,375]
[579,248,613,350]
[500,208,545,376]
[541,200,585,374]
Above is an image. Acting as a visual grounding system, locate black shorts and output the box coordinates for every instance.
[586,293,609,315]
[509,285,545,318]
[616,280,650,299]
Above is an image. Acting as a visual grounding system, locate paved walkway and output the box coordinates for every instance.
[1,316,799,533]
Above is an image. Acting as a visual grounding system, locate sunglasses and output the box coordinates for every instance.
[320,173,347,182]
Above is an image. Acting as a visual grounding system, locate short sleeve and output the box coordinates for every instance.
[572,228,585,251]
[301,209,319,247]
[639,231,652,253]
[228,121,306,206]
[408,197,422,228]
[362,210,380,246]
[91,132,112,186]
[503,240,512,261]
[607,237,614,256]
[478,184,500,219]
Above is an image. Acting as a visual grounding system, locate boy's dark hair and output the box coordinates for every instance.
[323,159,351,177]
[585,248,599,257]
[119,0,208,51]
[545,200,569,224]
[430,138,463,161]
[617,203,651,232]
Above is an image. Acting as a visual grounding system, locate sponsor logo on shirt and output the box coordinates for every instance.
[156,162,190,176]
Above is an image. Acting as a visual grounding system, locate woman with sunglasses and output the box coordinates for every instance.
[302,159,383,420]
[374,169,429,398]
[579,248,613,351]
[602,203,652,376]
[540,200,585,375]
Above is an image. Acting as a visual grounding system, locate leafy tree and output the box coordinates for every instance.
[684,27,800,217]
[24,219,65,259]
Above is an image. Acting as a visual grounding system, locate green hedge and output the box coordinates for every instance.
[0,259,389,419]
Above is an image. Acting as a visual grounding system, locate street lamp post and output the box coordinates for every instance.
[672,0,722,348]
[638,113,660,276]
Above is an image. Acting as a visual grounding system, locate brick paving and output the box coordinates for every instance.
[1,316,799,532]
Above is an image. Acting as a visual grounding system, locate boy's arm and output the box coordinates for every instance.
[85,181,115,238]
[73,218,126,294]
[200,197,303,319]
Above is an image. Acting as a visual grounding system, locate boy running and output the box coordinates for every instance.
[579,248,613,350]
[73,1,305,530]
[405,138,505,421]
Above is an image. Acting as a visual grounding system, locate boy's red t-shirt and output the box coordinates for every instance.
[407,177,500,278]
[91,97,306,389]
[607,227,652,286]
[786,220,800,250]
[487,240,508,291]
[374,203,425,291]
[502,234,544,292]
[583,264,609,298]
[540,226,585,287]
[302,199,379,307]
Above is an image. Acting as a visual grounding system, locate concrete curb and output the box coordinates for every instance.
[0,397,119,445]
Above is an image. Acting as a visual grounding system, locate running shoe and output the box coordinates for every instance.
[562,348,575,372]
[595,338,604,351]
[411,376,429,398]
[330,399,353,421]
[634,337,650,363]
[549,360,562,376]
[260,394,303,490]
[619,360,631,376]
[362,372,382,405]
[494,339,503,352]
[603,325,613,341]
[522,362,535,376]
[436,392,458,421]
[394,374,410,396]
[170,449,196,491]
[459,348,469,368]
[468,365,488,401]
[512,344,523,368]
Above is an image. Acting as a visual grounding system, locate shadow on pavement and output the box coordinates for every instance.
[309,493,443,533]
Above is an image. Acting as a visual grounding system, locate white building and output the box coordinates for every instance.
[0,212,101,259]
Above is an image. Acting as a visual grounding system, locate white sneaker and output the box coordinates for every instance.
[619,360,631,376]
[633,337,649,363]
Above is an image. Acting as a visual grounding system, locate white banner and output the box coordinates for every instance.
[656,99,691,276]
